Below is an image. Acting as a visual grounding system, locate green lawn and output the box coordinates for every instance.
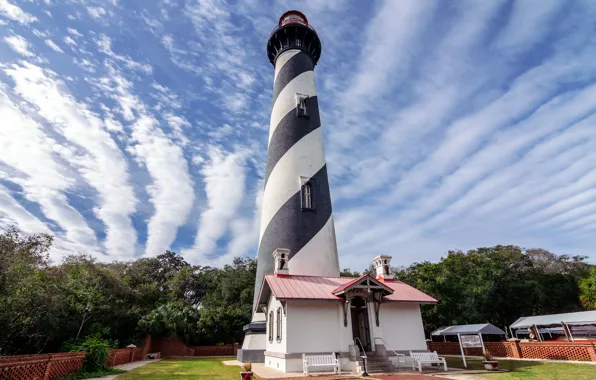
[117,357,241,380]
[446,357,596,380]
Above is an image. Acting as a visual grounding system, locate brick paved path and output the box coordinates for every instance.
[261,374,453,380]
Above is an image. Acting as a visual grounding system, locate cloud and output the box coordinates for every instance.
[0,184,50,235]
[95,64,195,257]
[1,0,596,269]
[45,39,64,53]
[0,90,102,256]
[183,147,248,262]
[4,62,139,260]
[4,34,35,57]
[0,0,37,24]
[96,34,152,74]
[64,36,77,47]
[67,28,83,38]
[86,6,106,20]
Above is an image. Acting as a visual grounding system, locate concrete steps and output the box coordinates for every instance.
[355,355,395,374]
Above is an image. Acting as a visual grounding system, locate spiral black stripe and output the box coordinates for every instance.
[263,96,321,187]
[254,164,333,296]
[272,51,314,106]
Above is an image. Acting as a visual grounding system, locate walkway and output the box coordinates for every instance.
[262,375,453,380]
[87,359,159,379]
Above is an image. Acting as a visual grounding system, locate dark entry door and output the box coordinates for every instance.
[351,307,371,352]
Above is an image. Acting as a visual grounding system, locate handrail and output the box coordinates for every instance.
[353,337,367,359]
[374,337,406,371]
[353,338,368,376]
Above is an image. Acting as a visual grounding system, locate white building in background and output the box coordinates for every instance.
[254,250,437,373]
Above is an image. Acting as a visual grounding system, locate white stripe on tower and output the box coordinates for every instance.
[259,127,326,240]
[268,71,317,144]
[289,215,339,276]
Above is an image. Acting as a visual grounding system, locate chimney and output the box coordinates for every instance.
[372,255,394,281]
[273,248,290,276]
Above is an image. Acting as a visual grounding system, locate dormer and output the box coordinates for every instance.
[373,255,394,281]
[273,248,290,277]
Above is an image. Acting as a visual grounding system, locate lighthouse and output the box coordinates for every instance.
[238,10,340,362]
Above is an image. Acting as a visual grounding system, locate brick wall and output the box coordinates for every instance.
[427,341,596,362]
[0,352,85,380]
[191,345,237,357]
[148,337,239,358]
[105,347,144,367]
[150,337,194,357]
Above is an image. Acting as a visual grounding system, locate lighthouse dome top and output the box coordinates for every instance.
[278,10,309,27]
[267,10,321,66]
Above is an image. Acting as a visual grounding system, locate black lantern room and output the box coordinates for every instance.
[267,10,322,66]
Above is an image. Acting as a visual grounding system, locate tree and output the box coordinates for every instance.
[340,268,361,277]
[579,267,596,310]
[195,257,256,344]
[0,226,64,354]
[395,245,590,334]
[139,302,200,342]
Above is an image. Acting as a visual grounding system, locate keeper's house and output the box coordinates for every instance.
[255,251,437,373]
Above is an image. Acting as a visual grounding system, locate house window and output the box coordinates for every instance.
[268,311,274,342]
[301,179,315,211]
[276,307,282,342]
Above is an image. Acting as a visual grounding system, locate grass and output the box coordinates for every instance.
[116,357,241,380]
[445,357,596,379]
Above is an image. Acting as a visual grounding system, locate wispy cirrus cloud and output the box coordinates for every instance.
[0,0,37,24]
[1,0,595,269]
[4,34,35,57]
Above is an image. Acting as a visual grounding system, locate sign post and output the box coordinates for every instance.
[457,333,466,369]
[458,334,483,368]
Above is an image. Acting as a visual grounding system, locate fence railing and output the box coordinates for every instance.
[427,341,596,362]
[0,352,85,380]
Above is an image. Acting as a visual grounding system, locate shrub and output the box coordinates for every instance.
[67,334,111,372]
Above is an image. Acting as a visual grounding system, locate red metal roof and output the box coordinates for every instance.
[263,274,437,304]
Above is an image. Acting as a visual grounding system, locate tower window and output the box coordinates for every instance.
[304,184,312,208]
[295,93,309,118]
[301,179,315,211]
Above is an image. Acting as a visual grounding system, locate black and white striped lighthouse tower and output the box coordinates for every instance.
[238,11,340,361]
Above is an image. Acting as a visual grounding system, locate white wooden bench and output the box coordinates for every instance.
[302,353,341,375]
[409,351,447,372]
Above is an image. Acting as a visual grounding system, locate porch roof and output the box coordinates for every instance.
[257,274,437,306]
[331,274,393,296]
[431,323,506,336]
[510,310,596,329]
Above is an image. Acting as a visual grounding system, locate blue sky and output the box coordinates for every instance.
[1,0,595,271]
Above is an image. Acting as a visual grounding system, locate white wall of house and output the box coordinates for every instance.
[286,300,348,353]
[371,302,427,352]
[265,355,287,372]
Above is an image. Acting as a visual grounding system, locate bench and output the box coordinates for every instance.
[302,353,341,375]
[409,351,447,372]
